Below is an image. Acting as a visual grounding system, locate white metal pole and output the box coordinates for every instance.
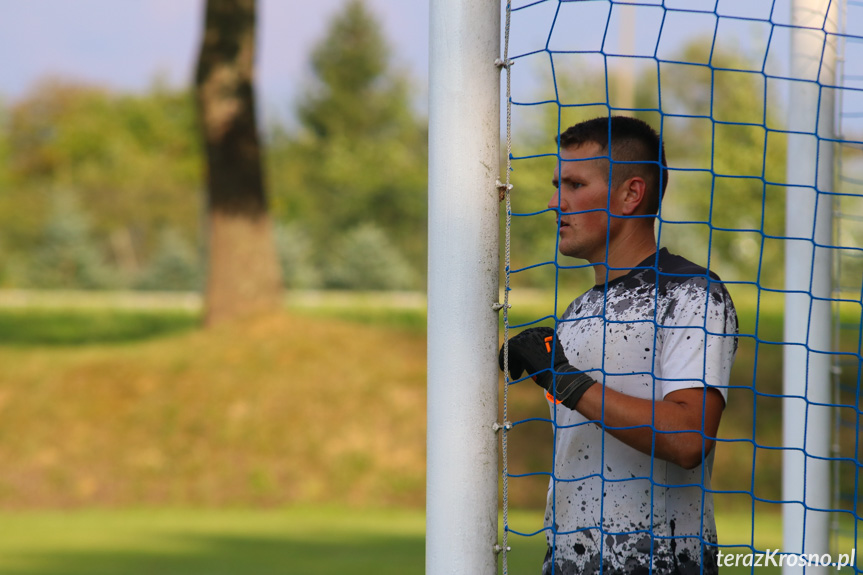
[426,1,501,574]
[783,1,837,573]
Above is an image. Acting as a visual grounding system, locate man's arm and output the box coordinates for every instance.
[500,324,731,470]
[574,275,736,469]
[572,385,725,470]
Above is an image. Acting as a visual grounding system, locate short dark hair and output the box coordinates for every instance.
[557,116,668,214]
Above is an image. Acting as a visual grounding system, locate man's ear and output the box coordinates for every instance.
[619,176,647,216]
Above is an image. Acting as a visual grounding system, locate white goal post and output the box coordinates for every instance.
[783,1,838,573]
[426,1,501,575]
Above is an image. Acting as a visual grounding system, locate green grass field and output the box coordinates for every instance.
[0,307,199,346]
[0,507,426,575]
[0,507,794,575]
[0,507,854,575]
[0,507,432,575]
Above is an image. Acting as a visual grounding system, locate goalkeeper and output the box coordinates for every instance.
[500,116,738,575]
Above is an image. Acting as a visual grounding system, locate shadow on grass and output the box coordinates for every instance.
[1,533,425,575]
[0,309,199,346]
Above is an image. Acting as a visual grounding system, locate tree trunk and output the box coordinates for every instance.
[195,0,283,327]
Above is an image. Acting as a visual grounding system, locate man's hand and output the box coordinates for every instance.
[499,327,596,410]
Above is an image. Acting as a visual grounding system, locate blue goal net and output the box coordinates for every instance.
[499,1,863,573]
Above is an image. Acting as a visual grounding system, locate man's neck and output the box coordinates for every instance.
[591,230,658,285]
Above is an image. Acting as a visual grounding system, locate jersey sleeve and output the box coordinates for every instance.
[657,277,738,403]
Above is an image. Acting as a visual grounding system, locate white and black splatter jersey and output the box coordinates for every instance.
[543,248,738,575]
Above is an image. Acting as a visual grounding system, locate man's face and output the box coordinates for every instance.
[549,143,621,263]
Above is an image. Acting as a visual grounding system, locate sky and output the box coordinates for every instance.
[0,0,430,124]
[1,1,859,132]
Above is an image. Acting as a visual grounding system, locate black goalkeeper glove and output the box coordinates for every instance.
[498,326,596,410]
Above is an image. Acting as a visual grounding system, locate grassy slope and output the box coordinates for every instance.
[0,310,427,508]
[0,296,827,509]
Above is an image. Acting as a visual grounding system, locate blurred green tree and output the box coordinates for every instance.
[23,192,114,289]
[0,101,9,188]
[323,222,420,290]
[136,228,203,291]
[0,103,11,283]
[637,42,787,288]
[3,80,202,285]
[273,222,322,290]
[195,0,283,325]
[267,0,428,290]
